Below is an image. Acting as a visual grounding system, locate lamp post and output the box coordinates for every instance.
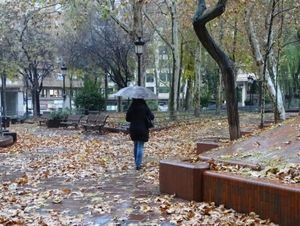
[247,75,254,105]
[134,37,145,86]
[61,64,67,108]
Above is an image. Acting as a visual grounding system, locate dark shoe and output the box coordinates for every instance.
[136,166,141,170]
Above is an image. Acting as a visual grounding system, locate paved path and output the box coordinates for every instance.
[1,113,296,225]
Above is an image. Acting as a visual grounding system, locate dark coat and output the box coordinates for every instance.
[126,99,154,142]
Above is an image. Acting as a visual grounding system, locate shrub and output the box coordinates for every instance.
[146,100,158,111]
[50,110,69,121]
[74,80,105,112]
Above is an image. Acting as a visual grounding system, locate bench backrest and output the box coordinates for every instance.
[67,114,82,122]
[96,114,109,125]
[87,114,100,123]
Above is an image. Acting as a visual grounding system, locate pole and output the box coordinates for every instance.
[25,78,28,117]
[259,80,264,128]
[137,53,141,86]
[69,76,72,111]
[1,73,6,130]
[62,73,66,107]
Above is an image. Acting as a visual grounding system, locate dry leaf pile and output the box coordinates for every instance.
[0,117,278,225]
[210,161,300,184]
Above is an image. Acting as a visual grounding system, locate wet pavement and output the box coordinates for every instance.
[1,113,297,225]
[0,124,175,225]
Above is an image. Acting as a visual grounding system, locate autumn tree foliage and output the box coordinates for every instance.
[0,1,62,116]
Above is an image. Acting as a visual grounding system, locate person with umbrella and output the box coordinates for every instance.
[126,98,154,170]
[113,86,157,170]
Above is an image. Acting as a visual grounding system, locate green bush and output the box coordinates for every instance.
[200,95,210,107]
[146,100,158,111]
[74,80,105,112]
[50,110,69,121]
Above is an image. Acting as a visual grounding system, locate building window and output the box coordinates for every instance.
[49,89,59,97]
[146,73,154,83]
[40,89,47,97]
[159,86,169,93]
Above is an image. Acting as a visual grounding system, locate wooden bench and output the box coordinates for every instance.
[38,113,51,125]
[60,115,82,129]
[81,114,109,133]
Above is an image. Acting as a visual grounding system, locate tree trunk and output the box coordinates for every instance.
[216,18,224,114]
[69,75,73,111]
[177,39,184,110]
[168,0,180,120]
[154,44,160,98]
[32,70,41,117]
[184,78,193,111]
[245,3,286,121]
[216,69,222,114]
[194,42,201,117]
[1,73,7,119]
[110,0,146,86]
[193,0,240,140]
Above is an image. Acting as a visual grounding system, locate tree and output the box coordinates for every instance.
[1,1,60,116]
[58,2,136,113]
[144,0,181,119]
[74,79,105,113]
[88,19,135,89]
[103,0,147,86]
[193,0,241,140]
[245,1,286,123]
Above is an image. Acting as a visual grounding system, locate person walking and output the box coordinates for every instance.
[126,98,154,170]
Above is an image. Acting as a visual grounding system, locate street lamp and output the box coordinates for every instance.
[61,64,67,106]
[134,37,145,86]
[247,75,254,105]
[247,75,254,84]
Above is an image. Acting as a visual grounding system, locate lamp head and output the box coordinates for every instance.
[134,37,145,55]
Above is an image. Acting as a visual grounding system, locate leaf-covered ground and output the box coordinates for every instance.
[0,113,280,225]
[196,115,300,184]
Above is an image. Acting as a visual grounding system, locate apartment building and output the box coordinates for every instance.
[0,73,83,117]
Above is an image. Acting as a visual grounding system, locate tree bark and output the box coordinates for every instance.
[1,73,7,117]
[110,0,146,86]
[245,3,286,121]
[168,0,181,120]
[32,75,40,117]
[193,0,240,140]
[194,42,201,117]
[216,18,224,114]
[184,77,193,111]
[216,69,222,114]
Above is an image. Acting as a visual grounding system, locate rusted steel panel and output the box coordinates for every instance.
[203,171,300,226]
[240,130,252,137]
[199,156,261,170]
[159,160,209,201]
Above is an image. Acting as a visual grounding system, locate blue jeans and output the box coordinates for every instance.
[134,141,144,168]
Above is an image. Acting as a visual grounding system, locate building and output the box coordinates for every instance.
[0,73,83,117]
[236,71,257,107]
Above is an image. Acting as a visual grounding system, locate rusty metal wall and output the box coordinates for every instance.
[203,171,300,226]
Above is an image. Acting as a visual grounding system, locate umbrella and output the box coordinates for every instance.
[113,86,157,99]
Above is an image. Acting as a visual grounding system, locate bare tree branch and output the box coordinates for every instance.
[143,10,172,49]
